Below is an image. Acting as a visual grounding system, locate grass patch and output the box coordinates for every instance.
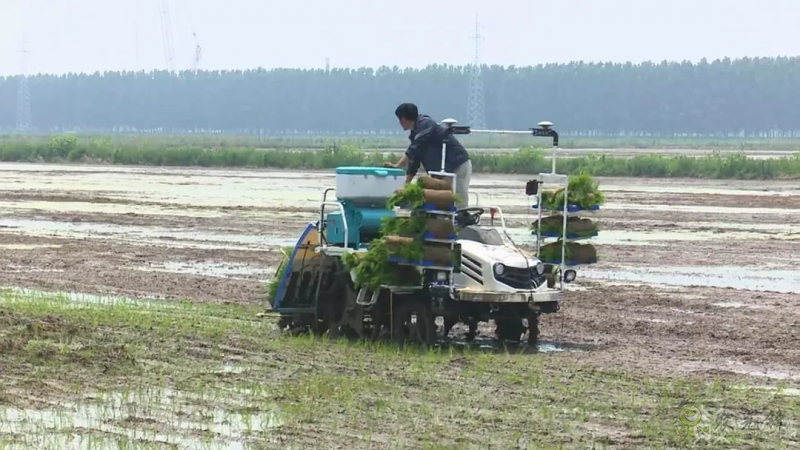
[0,135,799,179]
[4,132,800,151]
[0,289,797,448]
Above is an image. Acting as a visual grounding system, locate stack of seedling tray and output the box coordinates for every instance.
[344,176,460,292]
[531,173,604,266]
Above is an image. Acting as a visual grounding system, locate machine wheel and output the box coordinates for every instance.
[318,259,354,339]
[442,315,457,338]
[277,315,292,331]
[391,300,436,346]
[495,319,526,343]
[527,312,540,347]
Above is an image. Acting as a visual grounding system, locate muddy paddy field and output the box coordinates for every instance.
[0,162,798,448]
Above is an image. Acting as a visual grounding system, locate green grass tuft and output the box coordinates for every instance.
[1,134,799,179]
[0,288,796,448]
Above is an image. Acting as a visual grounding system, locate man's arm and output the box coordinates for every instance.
[405,157,420,184]
[393,119,436,182]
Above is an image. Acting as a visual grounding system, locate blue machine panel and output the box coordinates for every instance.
[326,206,397,248]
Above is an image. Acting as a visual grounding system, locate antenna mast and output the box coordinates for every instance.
[158,0,176,72]
[467,15,486,130]
[16,41,32,132]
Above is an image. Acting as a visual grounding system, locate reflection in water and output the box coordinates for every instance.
[0,387,283,449]
[581,265,800,294]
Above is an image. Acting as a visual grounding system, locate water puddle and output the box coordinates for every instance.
[3,264,64,274]
[596,184,800,197]
[2,163,798,213]
[0,387,283,449]
[581,265,800,294]
[217,363,247,374]
[0,286,162,307]
[0,243,63,250]
[729,368,800,381]
[0,218,295,250]
[135,261,274,281]
[0,200,225,218]
[712,301,766,310]
[506,226,797,246]
[736,385,800,397]
[1,168,326,209]
[603,202,800,216]
[620,315,681,324]
[447,335,588,353]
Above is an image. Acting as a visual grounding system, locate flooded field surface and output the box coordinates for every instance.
[0,162,798,447]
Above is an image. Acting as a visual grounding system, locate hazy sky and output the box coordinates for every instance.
[1,0,798,76]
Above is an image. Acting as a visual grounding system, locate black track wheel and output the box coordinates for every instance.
[442,315,457,338]
[495,319,526,343]
[391,300,436,346]
[527,312,541,347]
[277,315,292,331]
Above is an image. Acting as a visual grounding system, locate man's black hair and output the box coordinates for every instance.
[395,103,419,121]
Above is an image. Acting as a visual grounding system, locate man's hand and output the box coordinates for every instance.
[386,154,409,170]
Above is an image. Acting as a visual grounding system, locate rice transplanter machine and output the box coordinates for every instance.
[269,119,577,345]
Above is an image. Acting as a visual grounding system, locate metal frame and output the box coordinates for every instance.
[319,200,350,251]
[386,119,462,298]
[440,119,569,284]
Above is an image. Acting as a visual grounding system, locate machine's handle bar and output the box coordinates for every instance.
[318,187,336,245]
[443,120,560,173]
[470,192,480,206]
[443,126,559,146]
[319,201,349,250]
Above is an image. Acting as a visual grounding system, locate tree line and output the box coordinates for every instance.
[2,56,800,137]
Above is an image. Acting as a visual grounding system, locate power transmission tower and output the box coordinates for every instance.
[467,16,486,129]
[183,0,202,73]
[16,41,32,132]
[191,32,202,72]
[158,0,176,72]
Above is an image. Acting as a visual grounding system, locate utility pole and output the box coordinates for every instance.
[467,15,486,130]
[16,41,32,132]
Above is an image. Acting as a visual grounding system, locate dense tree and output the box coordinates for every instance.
[2,57,800,137]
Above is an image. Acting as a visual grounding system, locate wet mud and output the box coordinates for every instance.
[0,163,798,382]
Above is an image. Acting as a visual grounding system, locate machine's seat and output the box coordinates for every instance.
[458,226,505,245]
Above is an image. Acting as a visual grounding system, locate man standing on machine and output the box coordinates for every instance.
[385,103,473,208]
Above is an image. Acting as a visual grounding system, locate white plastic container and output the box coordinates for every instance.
[335,166,405,204]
